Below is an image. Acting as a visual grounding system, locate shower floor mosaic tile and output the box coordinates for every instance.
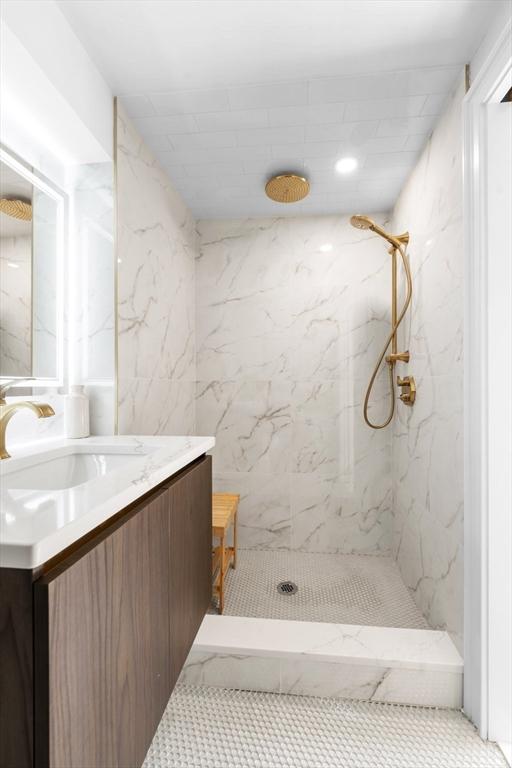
[143,684,507,768]
[212,549,428,629]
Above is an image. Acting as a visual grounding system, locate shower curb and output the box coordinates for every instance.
[180,615,463,709]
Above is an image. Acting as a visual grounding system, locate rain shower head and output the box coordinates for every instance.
[350,214,409,249]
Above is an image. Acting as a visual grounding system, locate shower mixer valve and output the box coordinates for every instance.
[397,375,416,405]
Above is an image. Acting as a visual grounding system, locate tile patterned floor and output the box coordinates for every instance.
[143,684,507,768]
[212,549,428,629]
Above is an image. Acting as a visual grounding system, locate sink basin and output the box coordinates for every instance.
[2,449,150,491]
[0,435,215,569]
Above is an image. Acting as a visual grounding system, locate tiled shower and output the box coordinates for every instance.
[115,74,465,672]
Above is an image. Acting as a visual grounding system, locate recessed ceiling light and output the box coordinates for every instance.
[335,157,358,174]
[7,262,20,269]
[319,243,333,252]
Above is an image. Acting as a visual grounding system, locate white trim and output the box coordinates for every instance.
[0,146,66,389]
[463,19,512,738]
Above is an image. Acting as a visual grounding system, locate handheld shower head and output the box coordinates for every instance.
[350,214,408,249]
[350,214,374,230]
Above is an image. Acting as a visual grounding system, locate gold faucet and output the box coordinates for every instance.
[0,379,55,460]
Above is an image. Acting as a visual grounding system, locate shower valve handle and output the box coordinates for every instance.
[397,375,416,406]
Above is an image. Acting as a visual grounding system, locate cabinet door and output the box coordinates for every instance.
[169,455,212,687]
[34,487,171,768]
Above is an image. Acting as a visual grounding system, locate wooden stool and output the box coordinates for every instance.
[212,493,239,614]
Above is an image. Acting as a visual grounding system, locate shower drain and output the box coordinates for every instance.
[277,581,298,595]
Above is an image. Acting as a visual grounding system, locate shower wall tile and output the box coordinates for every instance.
[180,651,463,707]
[0,235,32,377]
[279,659,462,708]
[118,377,196,436]
[196,214,393,555]
[213,472,291,550]
[391,74,465,652]
[116,101,197,435]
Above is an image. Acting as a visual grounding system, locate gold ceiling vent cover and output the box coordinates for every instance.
[0,199,32,221]
[265,174,310,203]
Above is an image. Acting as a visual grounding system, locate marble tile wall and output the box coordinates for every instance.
[0,235,32,376]
[116,102,198,435]
[196,215,394,554]
[391,74,465,652]
[181,614,463,708]
[181,651,462,708]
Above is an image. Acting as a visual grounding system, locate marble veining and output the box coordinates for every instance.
[0,235,32,376]
[180,614,463,708]
[391,74,465,652]
[116,102,198,435]
[196,215,393,554]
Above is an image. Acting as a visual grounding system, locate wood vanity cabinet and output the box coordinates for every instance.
[0,454,212,768]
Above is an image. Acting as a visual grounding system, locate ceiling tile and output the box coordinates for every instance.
[168,132,237,151]
[144,134,174,152]
[303,156,339,172]
[237,126,304,147]
[267,103,346,126]
[305,121,378,144]
[183,161,247,178]
[365,151,420,169]
[421,93,449,115]
[377,114,436,137]
[255,158,306,175]
[149,88,230,115]
[132,114,198,135]
[309,67,459,105]
[228,81,308,110]
[119,93,156,118]
[195,108,269,132]
[404,134,429,151]
[273,141,342,159]
[404,66,461,94]
[344,95,427,122]
[359,135,408,154]
[59,0,495,219]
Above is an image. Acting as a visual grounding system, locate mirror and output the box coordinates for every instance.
[0,155,62,381]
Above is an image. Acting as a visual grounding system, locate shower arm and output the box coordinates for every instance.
[363,240,413,430]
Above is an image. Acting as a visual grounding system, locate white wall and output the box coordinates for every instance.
[195,215,393,553]
[391,74,465,652]
[116,102,197,435]
[0,0,116,444]
[1,0,112,173]
[470,0,512,84]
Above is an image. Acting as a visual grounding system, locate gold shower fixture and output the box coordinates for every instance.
[0,198,32,221]
[350,214,416,429]
[265,174,310,203]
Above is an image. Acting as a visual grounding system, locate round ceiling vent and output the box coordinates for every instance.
[265,173,310,203]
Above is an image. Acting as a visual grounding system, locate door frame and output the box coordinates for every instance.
[463,18,512,754]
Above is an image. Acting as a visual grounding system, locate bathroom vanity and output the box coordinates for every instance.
[0,436,214,768]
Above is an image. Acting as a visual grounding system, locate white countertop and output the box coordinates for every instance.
[0,435,215,569]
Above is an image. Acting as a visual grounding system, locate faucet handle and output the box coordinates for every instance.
[0,378,36,403]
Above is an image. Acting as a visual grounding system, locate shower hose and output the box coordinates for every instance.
[364,242,413,430]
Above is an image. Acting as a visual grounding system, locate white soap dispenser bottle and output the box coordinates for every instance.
[64,385,90,438]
